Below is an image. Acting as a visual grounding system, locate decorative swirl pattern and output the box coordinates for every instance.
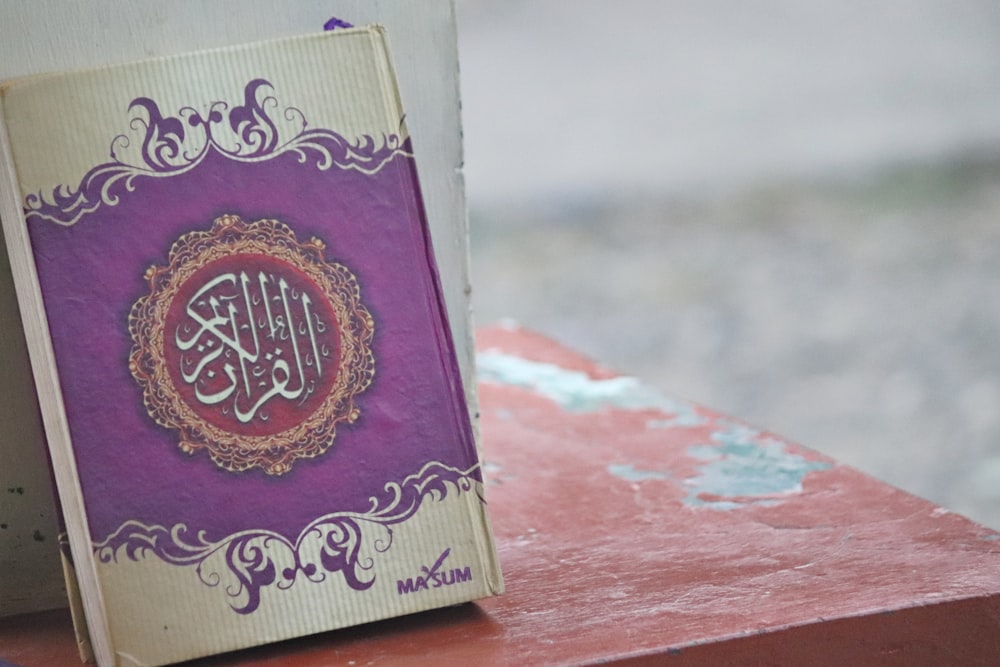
[94,461,482,614]
[23,78,411,226]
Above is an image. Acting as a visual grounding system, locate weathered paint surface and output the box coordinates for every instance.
[607,463,669,483]
[684,422,833,509]
[477,350,704,425]
[478,347,829,509]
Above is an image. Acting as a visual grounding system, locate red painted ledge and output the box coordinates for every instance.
[3,325,999,666]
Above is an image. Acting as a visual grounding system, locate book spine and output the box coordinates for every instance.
[0,92,114,667]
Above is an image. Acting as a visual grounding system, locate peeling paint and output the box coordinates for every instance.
[646,414,705,429]
[608,463,668,483]
[477,350,705,425]
[684,422,831,510]
[483,461,503,475]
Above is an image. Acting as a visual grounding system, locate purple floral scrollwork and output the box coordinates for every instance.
[93,461,482,614]
[24,78,411,227]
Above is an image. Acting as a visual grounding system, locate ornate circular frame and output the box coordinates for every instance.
[128,214,375,475]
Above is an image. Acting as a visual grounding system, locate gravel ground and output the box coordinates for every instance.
[469,157,1000,529]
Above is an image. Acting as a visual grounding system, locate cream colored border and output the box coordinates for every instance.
[97,469,495,666]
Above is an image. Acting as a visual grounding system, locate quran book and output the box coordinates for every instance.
[0,1,476,620]
[0,25,502,667]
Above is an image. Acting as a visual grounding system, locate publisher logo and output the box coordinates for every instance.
[396,548,472,595]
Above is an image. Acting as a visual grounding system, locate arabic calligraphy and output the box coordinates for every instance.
[168,256,337,434]
[130,214,375,474]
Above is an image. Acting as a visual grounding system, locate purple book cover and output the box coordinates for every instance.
[0,26,500,666]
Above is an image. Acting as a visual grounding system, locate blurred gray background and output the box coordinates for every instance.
[455,0,1000,528]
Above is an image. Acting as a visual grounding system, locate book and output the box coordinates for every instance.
[0,24,501,667]
[0,0,478,620]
